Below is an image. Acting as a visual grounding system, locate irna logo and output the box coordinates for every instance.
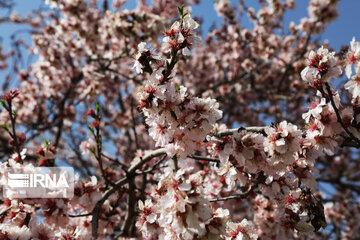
[3,167,74,198]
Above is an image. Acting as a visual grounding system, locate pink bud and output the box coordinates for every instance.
[88,109,96,118]
[37,147,45,156]
[91,120,100,128]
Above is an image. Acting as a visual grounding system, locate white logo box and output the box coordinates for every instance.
[3,167,74,198]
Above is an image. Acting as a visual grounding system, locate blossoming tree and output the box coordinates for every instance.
[0,0,359,239]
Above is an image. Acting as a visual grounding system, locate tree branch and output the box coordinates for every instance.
[92,126,269,238]
[209,183,258,202]
[212,126,266,137]
[324,83,360,146]
[188,154,220,163]
[91,148,167,239]
[92,177,128,238]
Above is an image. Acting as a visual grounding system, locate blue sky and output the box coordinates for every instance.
[0,0,356,99]
[0,0,358,92]
[1,0,358,88]
[192,0,360,50]
[1,0,360,50]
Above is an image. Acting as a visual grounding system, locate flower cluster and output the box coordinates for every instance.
[301,46,342,87]
[302,94,343,155]
[136,13,222,158]
[139,74,222,158]
[344,38,360,98]
[225,219,258,240]
[264,121,302,167]
[136,168,231,240]
[162,13,201,56]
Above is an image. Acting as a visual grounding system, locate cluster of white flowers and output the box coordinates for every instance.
[300,44,360,156]
[301,46,342,87]
[225,219,258,240]
[137,67,222,159]
[345,38,360,98]
[208,122,312,189]
[136,168,230,240]
[264,121,302,167]
[0,224,31,240]
[221,131,264,171]
[133,42,162,74]
[345,38,360,78]
[253,190,316,239]
[302,92,344,155]
[162,13,201,56]
[133,42,151,74]
[135,14,222,158]
[202,165,235,197]
[208,131,265,188]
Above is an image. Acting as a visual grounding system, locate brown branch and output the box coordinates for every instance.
[209,183,258,202]
[127,148,167,173]
[341,138,360,148]
[119,178,136,237]
[54,72,84,148]
[139,154,167,174]
[318,178,360,195]
[91,148,167,239]
[68,212,92,218]
[130,98,139,148]
[91,126,267,238]
[92,177,128,238]
[101,153,129,171]
[96,135,113,187]
[7,100,23,164]
[188,154,220,163]
[324,83,360,146]
[212,126,266,138]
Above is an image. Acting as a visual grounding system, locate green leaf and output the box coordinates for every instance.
[107,165,115,170]
[87,125,95,134]
[177,4,184,18]
[44,139,51,149]
[97,136,102,147]
[89,146,95,154]
[1,124,9,132]
[95,102,101,115]
[0,99,6,108]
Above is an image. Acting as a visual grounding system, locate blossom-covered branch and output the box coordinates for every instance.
[1,0,360,239]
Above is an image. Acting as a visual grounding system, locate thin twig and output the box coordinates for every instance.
[318,177,360,195]
[209,183,258,202]
[139,154,167,174]
[188,155,220,163]
[130,98,139,148]
[68,212,92,217]
[91,148,167,239]
[7,101,23,163]
[325,83,360,146]
[212,126,266,138]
